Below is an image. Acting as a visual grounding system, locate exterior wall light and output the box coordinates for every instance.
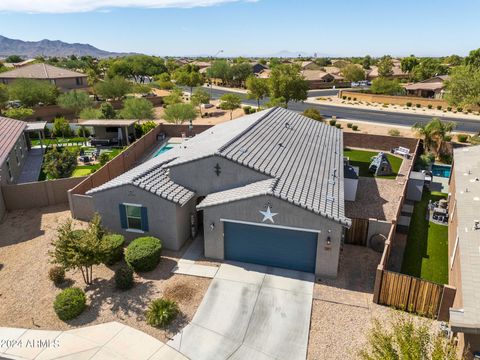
[210,223,215,231]
[326,236,331,246]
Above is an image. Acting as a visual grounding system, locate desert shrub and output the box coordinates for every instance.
[437,105,442,110]
[457,107,463,112]
[145,298,179,327]
[388,129,400,137]
[416,103,421,108]
[54,287,86,321]
[457,134,469,143]
[353,97,357,101]
[342,95,347,100]
[242,106,251,114]
[427,104,432,109]
[98,152,110,166]
[347,97,351,101]
[329,119,337,126]
[302,108,323,121]
[467,109,472,113]
[335,124,341,129]
[406,102,412,107]
[125,236,162,272]
[114,265,134,290]
[352,125,358,131]
[102,234,125,265]
[347,123,353,128]
[48,266,65,285]
[447,106,452,111]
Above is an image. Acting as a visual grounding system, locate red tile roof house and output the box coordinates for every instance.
[0,116,29,186]
[404,75,449,99]
[0,63,88,91]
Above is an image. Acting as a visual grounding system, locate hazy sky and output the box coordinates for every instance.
[0,0,478,57]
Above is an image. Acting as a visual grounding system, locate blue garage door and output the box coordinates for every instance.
[224,222,318,273]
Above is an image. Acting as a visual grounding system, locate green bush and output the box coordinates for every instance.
[353,97,357,101]
[114,265,134,290]
[54,288,86,321]
[416,103,421,108]
[145,298,178,327]
[406,102,412,107]
[49,266,65,285]
[98,153,110,166]
[447,106,452,111]
[342,95,347,100]
[388,129,401,137]
[352,125,358,131]
[102,234,125,265]
[335,123,341,129]
[347,123,353,128]
[242,106,251,114]
[427,104,432,109]
[347,97,351,101]
[457,107,463,112]
[125,237,162,272]
[457,134,469,143]
[437,105,442,110]
[329,119,337,126]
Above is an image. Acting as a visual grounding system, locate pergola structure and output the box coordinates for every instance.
[78,119,139,146]
[25,122,47,149]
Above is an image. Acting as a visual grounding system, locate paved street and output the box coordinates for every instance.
[184,86,480,133]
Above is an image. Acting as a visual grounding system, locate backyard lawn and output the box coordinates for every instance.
[401,191,448,284]
[343,148,403,179]
[72,164,101,177]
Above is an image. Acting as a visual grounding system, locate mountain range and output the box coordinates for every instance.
[0,35,132,58]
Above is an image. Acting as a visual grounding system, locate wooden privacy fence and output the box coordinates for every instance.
[345,218,369,246]
[377,270,444,318]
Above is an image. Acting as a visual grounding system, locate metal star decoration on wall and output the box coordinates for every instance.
[259,206,278,223]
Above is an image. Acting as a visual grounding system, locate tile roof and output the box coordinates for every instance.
[449,146,480,330]
[0,116,27,166]
[197,179,277,209]
[88,107,350,226]
[0,63,87,79]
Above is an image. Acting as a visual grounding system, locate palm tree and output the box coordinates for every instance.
[412,118,455,156]
[412,121,437,153]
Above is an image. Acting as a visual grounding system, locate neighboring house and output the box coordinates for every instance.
[301,70,345,89]
[404,75,449,99]
[448,145,480,356]
[366,65,408,80]
[299,61,323,70]
[88,107,351,278]
[0,63,88,91]
[251,62,268,75]
[256,69,271,79]
[190,61,211,69]
[0,116,28,185]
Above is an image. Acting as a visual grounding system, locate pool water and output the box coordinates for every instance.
[432,164,452,178]
[153,144,175,157]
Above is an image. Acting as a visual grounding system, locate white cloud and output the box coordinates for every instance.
[0,0,258,13]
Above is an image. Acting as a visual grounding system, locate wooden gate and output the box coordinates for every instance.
[378,270,444,318]
[345,218,369,246]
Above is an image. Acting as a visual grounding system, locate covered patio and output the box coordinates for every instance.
[79,119,139,146]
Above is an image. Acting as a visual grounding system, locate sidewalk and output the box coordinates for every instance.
[172,236,219,278]
[17,148,44,184]
[0,322,187,360]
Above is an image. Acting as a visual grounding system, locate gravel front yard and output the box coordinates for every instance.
[0,205,211,343]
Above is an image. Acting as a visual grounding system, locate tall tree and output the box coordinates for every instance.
[370,78,404,95]
[362,55,372,70]
[400,55,419,73]
[412,117,455,156]
[190,88,210,117]
[464,48,480,68]
[268,64,308,108]
[119,98,154,119]
[342,64,365,82]
[411,58,448,81]
[57,90,92,117]
[43,147,78,179]
[173,65,203,94]
[377,55,394,77]
[206,60,231,85]
[8,79,59,106]
[94,76,131,100]
[230,63,253,87]
[246,76,270,107]
[0,84,8,107]
[445,65,480,108]
[219,93,242,120]
[163,103,197,125]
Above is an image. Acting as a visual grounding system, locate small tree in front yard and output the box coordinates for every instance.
[49,214,107,285]
[163,103,197,125]
[191,88,210,117]
[219,93,242,120]
[359,316,460,360]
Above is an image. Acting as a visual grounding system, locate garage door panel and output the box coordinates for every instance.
[224,222,317,273]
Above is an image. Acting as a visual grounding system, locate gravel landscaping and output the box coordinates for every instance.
[0,205,211,343]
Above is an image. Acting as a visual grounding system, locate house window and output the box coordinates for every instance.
[6,159,12,181]
[15,148,20,165]
[76,77,84,85]
[119,203,149,232]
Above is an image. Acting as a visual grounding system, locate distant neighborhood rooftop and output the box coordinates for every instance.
[450,145,480,331]
[0,63,87,79]
[0,116,26,165]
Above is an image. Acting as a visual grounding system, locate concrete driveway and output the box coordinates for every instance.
[169,262,314,360]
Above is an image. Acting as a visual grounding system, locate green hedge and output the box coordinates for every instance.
[125,237,162,272]
[54,287,86,321]
[102,234,125,265]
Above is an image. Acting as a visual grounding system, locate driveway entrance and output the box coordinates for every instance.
[169,262,314,360]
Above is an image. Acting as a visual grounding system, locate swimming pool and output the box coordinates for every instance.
[153,143,176,157]
[432,164,452,178]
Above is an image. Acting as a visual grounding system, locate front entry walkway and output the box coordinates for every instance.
[17,148,44,184]
[169,262,314,360]
[0,322,187,360]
